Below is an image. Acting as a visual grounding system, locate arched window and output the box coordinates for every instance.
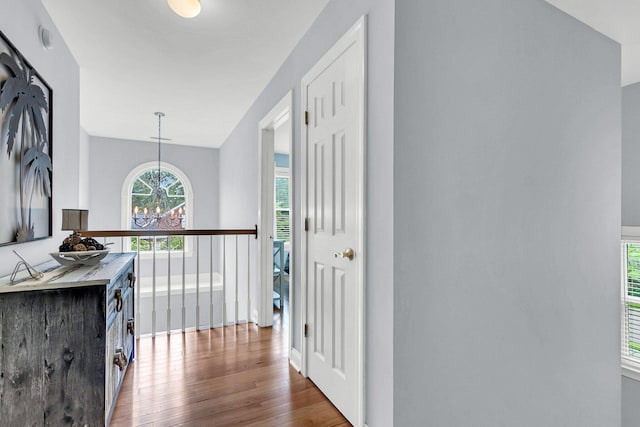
[122,162,193,252]
[131,169,186,229]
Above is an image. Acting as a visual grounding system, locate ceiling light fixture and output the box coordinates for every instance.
[167,0,201,18]
[131,112,184,229]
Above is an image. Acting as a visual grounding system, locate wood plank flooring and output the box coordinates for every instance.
[110,319,349,426]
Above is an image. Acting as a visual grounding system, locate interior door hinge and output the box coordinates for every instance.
[304,110,309,126]
[304,323,309,337]
[304,218,309,231]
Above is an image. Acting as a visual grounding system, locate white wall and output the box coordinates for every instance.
[394,0,621,426]
[0,0,81,276]
[218,0,394,425]
[621,82,640,426]
[87,136,219,230]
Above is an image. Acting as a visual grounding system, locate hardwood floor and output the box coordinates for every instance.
[110,312,348,426]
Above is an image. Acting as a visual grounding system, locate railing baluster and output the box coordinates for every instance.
[223,236,227,326]
[247,235,251,325]
[210,236,214,329]
[196,236,200,331]
[82,228,257,335]
[235,235,239,325]
[152,236,157,337]
[182,237,186,332]
[167,237,171,335]
[136,237,141,339]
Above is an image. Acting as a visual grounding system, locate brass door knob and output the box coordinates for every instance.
[333,248,354,261]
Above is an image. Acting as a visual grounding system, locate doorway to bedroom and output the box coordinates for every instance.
[258,91,295,364]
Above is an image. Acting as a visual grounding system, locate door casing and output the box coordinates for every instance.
[258,90,294,342]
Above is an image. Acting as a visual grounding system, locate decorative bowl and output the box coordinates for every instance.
[50,249,109,266]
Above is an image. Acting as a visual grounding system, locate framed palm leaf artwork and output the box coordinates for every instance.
[0,31,52,246]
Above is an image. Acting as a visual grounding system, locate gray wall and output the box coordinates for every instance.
[79,127,90,208]
[622,83,640,426]
[623,375,640,426]
[0,0,82,275]
[218,0,394,425]
[394,0,621,426]
[623,82,640,226]
[88,136,219,230]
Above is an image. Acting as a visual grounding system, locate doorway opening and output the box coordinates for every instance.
[258,91,295,364]
[272,121,291,328]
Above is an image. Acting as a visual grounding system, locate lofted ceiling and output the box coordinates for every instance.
[42,1,639,149]
[41,0,329,148]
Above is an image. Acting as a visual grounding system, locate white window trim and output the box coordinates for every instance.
[621,226,640,378]
[122,161,194,258]
[623,357,640,381]
[623,226,640,240]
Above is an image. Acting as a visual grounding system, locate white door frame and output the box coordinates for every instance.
[300,16,367,427]
[258,91,294,346]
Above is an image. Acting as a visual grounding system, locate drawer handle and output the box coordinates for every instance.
[113,349,126,371]
[127,319,135,336]
[128,273,136,288]
[115,289,123,313]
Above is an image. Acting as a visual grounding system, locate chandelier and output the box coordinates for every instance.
[131,112,185,229]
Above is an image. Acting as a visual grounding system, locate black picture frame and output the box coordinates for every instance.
[0,30,53,246]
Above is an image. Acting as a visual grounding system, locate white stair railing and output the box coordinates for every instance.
[84,228,257,337]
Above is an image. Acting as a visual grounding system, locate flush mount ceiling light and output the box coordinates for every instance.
[167,0,201,18]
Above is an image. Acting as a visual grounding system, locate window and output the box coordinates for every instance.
[123,162,193,252]
[623,241,640,371]
[274,168,290,242]
[131,169,186,229]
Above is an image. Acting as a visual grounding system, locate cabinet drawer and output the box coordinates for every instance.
[105,313,122,419]
[122,287,135,361]
[107,267,135,320]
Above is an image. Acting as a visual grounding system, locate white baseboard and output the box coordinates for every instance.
[290,348,302,372]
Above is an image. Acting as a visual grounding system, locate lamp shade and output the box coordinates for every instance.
[167,0,201,18]
[61,209,89,231]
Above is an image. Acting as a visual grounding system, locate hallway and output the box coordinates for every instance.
[110,319,348,426]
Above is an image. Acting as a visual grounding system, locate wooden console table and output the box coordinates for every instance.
[0,252,136,426]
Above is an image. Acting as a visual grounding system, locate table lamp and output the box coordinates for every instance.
[61,209,88,238]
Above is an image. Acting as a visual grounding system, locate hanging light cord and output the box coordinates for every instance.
[155,112,165,198]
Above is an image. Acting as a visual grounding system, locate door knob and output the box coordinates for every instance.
[333,248,354,261]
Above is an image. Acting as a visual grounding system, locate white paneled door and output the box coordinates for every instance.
[302,17,366,426]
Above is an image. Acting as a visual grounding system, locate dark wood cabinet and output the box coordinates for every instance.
[0,252,136,426]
